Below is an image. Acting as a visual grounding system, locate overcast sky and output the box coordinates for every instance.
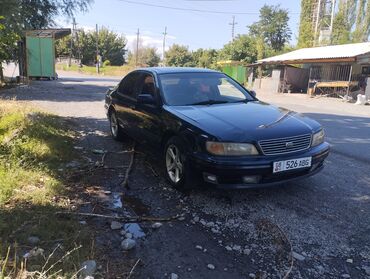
[57,0,301,55]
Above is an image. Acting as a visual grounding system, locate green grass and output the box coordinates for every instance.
[56,63,134,77]
[0,101,93,278]
[0,101,74,204]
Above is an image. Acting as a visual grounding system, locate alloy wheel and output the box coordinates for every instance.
[166,144,183,183]
[110,113,118,137]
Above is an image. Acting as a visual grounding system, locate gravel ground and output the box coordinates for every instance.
[1,72,369,279]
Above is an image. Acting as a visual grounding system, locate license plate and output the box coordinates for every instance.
[273,157,312,173]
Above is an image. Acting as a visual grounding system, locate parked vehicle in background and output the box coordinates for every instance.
[105,67,330,189]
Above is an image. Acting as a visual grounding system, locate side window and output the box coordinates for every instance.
[138,73,156,97]
[118,72,141,98]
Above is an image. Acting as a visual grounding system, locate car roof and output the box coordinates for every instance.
[136,67,221,75]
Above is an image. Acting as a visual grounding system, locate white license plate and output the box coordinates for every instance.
[273,157,312,173]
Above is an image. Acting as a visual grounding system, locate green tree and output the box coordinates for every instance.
[218,35,257,63]
[0,0,92,81]
[297,0,315,48]
[191,48,218,69]
[331,0,354,44]
[165,44,194,67]
[249,5,291,52]
[127,46,161,67]
[56,28,127,66]
[141,47,160,67]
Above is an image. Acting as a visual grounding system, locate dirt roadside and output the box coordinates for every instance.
[1,75,369,279]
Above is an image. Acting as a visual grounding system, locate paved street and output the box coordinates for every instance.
[1,72,370,279]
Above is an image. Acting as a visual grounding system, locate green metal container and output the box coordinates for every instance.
[24,29,70,79]
[26,36,55,78]
[218,61,247,85]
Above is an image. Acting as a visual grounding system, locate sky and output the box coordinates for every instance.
[57,0,301,55]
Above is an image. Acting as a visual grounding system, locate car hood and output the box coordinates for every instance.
[165,101,321,142]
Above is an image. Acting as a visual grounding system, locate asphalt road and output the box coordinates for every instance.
[2,73,369,279]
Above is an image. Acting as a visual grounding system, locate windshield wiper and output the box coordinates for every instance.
[190,100,229,106]
[232,99,251,103]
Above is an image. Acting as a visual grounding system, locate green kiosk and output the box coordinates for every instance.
[217,60,248,86]
[25,29,70,80]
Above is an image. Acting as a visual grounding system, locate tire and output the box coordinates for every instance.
[109,110,125,141]
[164,136,195,190]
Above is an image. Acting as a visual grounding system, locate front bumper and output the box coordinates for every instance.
[189,142,330,189]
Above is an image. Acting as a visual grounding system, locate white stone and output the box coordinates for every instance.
[207,264,215,270]
[292,251,305,261]
[125,233,133,239]
[80,260,97,277]
[170,273,178,279]
[110,221,122,230]
[152,222,163,229]
[243,249,251,255]
[232,245,241,252]
[346,259,353,264]
[121,239,136,250]
[249,273,256,279]
[225,246,233,251]
[196,245,203,250]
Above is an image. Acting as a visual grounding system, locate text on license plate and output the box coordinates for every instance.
[273,157,312,173]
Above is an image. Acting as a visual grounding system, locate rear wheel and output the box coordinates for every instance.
[164,136,195,190]
[109,110,125,141]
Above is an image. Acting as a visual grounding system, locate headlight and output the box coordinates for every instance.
[206,142,259,156]
[312,129,325,147]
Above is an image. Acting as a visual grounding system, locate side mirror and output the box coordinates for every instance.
[137,93,155,105]
[250,90,257,98]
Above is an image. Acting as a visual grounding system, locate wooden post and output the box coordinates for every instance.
[258,65,262,89]
[346,65,353,98]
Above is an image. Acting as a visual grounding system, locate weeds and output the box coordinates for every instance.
[0,100,92,277]
[56,63,134,77]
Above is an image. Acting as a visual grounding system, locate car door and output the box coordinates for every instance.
[134,72,163,146]
[114,71,141,139]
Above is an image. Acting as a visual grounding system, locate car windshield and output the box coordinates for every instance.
[158,72,254,106]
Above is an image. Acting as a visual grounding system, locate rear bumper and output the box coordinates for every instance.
[189,142,330,189]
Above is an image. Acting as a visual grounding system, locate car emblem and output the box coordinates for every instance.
[286,142,294,148]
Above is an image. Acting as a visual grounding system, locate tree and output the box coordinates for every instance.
[127,46,161,67]
[0,16,19,82]
[297,0,315,48]
[218,35,257,63]
[165,44,194,67]
[56,27,127,66]
[0,0,92,81]
[249,5,291,52]
[191,48,218,69]
[331,0,354,44]
[141,47,160,67]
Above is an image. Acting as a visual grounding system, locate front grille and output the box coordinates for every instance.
[258,134,312,155]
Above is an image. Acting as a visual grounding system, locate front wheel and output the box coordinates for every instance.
[164,136,195,190]
[109,110,125,141]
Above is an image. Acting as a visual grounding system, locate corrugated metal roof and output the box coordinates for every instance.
[259,42,370,64]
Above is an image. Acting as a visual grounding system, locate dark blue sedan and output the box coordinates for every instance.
[105,67,329,189]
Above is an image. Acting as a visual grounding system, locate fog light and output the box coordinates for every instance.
[243,175,260,184]
[203,173,218,184]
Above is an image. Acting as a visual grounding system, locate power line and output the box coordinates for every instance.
[117,0,294,15]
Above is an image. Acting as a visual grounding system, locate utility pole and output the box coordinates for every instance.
[96,24,100,74]
[136,28,140,67]
[162,26,167,66]
[229,16,238,41]
[314,0,322,46]
[69,17,76,67]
